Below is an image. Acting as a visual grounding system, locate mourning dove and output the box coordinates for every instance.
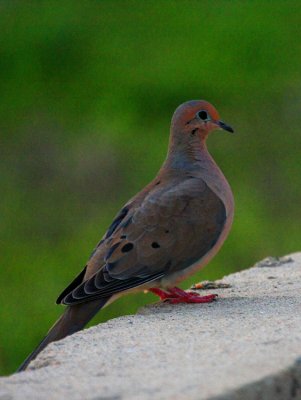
[18,100,234,371]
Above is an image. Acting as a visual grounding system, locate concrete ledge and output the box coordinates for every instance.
[1,253,301,400]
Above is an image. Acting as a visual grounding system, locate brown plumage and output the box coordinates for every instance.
[18,100,234,371]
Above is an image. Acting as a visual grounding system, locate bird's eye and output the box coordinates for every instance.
[197,110,209,121]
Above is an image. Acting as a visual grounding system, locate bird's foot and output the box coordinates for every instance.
[149,287,218,304]
[149,288,178,300]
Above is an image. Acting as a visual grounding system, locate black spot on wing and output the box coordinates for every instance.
[121,243,134,253]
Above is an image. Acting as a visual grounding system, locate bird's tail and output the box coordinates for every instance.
[17,298,108,372]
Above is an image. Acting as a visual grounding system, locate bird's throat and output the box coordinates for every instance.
[165,138,209,171]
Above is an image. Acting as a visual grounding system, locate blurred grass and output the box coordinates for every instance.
[0,1,300,374]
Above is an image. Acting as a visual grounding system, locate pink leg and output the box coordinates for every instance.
[168,287,217,304]
[149,288,177,300]
[149,287,217,304]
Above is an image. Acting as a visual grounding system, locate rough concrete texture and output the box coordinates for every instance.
[1,253,301,400]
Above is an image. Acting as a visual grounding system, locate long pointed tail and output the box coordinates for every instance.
[17,298,109,372]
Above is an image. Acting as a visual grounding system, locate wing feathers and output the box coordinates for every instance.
[62,272,164,305]
[58,176,226,306]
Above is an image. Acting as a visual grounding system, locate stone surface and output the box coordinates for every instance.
[1,253,301,400]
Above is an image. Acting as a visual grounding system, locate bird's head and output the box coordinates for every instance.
[171,100,234,139]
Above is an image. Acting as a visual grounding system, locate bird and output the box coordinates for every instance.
[18,99,234,371]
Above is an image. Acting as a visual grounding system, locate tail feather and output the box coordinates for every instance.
[17,297,109,372]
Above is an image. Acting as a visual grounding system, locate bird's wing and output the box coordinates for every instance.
[58,176,226,305]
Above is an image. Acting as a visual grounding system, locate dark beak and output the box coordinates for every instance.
[217,120,234,133]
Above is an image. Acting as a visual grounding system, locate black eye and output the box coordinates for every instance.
[197,110,209,120]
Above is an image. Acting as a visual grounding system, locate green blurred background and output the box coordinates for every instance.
[1,1,300,375]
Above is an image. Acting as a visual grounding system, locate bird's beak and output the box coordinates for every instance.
[216,120,234,133]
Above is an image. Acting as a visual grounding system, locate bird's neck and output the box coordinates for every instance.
[163,135,212,172]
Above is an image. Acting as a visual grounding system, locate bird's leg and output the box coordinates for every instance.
[149,287,217,303]
[167,288,218,304]
[149,288,178,300]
